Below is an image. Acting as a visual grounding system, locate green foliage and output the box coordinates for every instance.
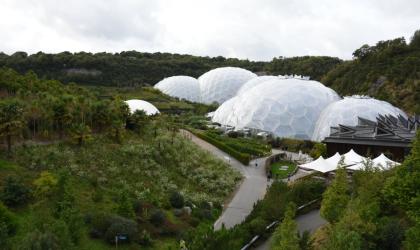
[384,131,420,223]
[0,202,17,248]
[273,137,315,155]
[270,161,297,179]
[1,175,31,206]
[320,167,350,223]
[104,215,139,244]
[0,52,339,87]
[116,191,135,219]
[150,209,166,227]
[0,98,25,152]
[169,191,185,209]
[309,143,327,159]
[18,218,75,250]
[193,130,271,164]
[33,171,58,197]
[323,29,420,114]
[271,202,299,250]
[324,229,363,250]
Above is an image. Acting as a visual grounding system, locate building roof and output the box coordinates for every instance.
[323,114,419,148]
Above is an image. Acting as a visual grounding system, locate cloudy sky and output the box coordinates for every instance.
[1,0,419,61]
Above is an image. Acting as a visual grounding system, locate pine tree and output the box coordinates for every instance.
[320,161,350,223]
[271,202,299,250]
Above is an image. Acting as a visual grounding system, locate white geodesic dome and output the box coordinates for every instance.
[237,75,279,95]
[125,99,160,116]
[154,76,200,102]
[198,67,257,104]
[312,96,407,141]
[212,79,341,139]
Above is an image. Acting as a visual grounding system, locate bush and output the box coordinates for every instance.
[18,219,73,250]
[0,202,17,248]
[139,229,152,246]
[193,131,251,164]
[1,176,31,206]
[104,215,139,244]
[150,210,165,227]
[169,191,185,209]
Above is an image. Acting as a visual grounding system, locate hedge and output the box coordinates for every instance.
[194,132,251,165]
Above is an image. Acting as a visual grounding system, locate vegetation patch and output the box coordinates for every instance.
[192,129,271,165]
[270,161,297,179]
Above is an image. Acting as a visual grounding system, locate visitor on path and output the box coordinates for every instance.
[287,173,291,182]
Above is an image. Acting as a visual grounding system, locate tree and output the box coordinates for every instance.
[1,176,31,207]
[0,99,25,152]
[109,99,129,143]
[0,202,18,248]
[70,123,92,146]
[116,191,135,219]
[384,131,420,249]
[126,110,148,133]
[324,228,362,250]
[271,202,299,250]
[410,29,420,48]
[320,163,350,223]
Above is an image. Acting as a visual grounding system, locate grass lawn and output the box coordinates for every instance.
[271,161,297,179]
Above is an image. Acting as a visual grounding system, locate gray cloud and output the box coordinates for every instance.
[1,0,419,60]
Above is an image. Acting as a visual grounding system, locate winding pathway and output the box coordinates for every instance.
[181,130,270,229]
[181,130,313,230]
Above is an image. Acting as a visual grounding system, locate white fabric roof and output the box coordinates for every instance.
[325,152,341,168]
[373,153,400,170]
[343,149,366,166]
[299,150,400,173]
[299,156,336,173]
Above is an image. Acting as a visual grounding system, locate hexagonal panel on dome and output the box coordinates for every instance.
[198,67,257,104]
[312,96,407,141]
[212,79,341,139]
[237,75,279,95]
[154,76,200,102]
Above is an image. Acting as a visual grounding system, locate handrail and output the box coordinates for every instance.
[240,198,321,250]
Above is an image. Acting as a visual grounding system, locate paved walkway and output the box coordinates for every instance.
[180,130,315,231]
[181,130,272,230]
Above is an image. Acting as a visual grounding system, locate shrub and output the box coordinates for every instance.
[1,176,31,206]
[193,131,251,164]
[248,217,267,235]
[18,219,73,250]
[139,229,152,246]
[33,171,58,197]
[150,210,165,227]
[169,191,185,209]
[0,202,17,248]
[104,215,139,244]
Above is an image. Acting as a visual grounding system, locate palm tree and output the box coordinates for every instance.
[70,123,92,146]
[0,99,25,152]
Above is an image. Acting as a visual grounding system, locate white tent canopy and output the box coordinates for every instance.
[325,152,341,168]
[373,153,400,170]
[343,149,365,166]
[299,149,399,173]
[300,156,336,173]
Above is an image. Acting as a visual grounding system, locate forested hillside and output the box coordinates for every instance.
[1,30,419,114]
[0,51,340,87]
[0,69,242,249]
[322,30,420,114]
